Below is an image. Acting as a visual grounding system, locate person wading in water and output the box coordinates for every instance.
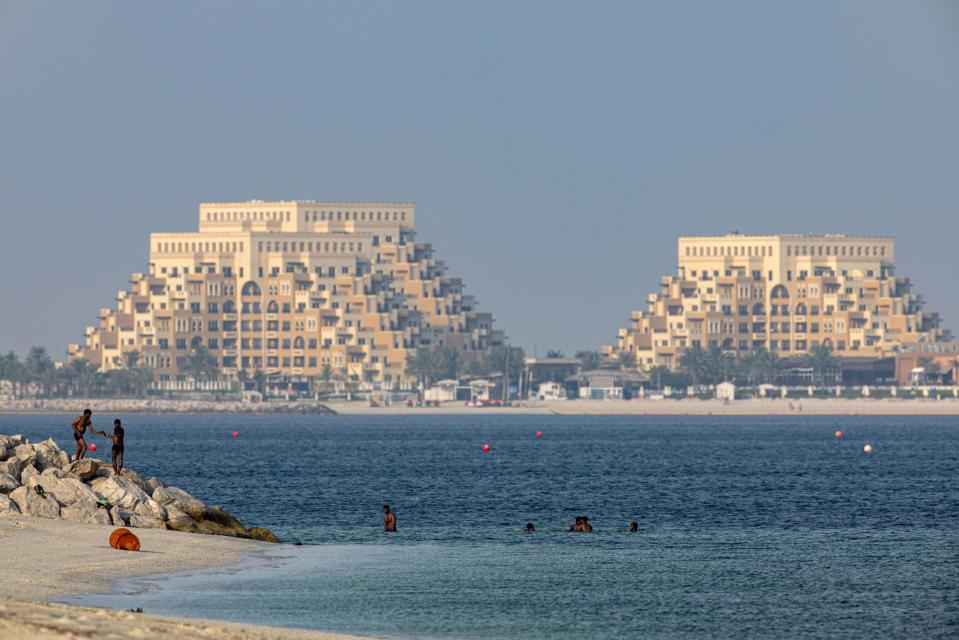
[71,409,105,462]
[383,505,397,532]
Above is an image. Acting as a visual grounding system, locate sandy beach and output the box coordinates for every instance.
[328,397,959,416]
[0,515,370,640]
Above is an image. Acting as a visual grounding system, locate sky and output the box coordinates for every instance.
[1,1,957,359]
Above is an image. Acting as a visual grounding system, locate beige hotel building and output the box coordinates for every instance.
[69,200,504,388]
[610,234,948,369]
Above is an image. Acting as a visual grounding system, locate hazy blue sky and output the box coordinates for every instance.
[1,1,957,358]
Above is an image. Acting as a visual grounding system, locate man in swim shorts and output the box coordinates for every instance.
[71,409,105,462]
[106,419,125,475]
[383,504,397,532]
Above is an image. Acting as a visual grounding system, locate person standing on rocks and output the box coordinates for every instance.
[71,409,105,462]
[104,418,125,475]
[383,504,397,532]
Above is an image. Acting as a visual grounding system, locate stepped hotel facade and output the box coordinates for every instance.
[69,200,504,388]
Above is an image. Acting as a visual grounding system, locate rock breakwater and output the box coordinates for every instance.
[0,434,278,542]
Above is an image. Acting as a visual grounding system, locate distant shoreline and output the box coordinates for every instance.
[4,397,959,417]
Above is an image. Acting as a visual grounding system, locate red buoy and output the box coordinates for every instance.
[88,444,97,452]
[834,430,843,438]
[535,431,543,438]
[482,443,491,453]
[232,431,239,438]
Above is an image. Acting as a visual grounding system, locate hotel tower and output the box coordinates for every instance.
[69,200,504,388]
[610,234,948,369]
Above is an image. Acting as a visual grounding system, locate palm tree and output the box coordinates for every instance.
[917,356,941,384]
[24,345,54,396]
[252,370,268,396]
[679,345,708,387]
[546,349,565,358]
[183,346,219,382]
[704,345,734,384]
[575,350,602,371]
[617,350,638,371]
[0,352,25,398]
[320,363,333,392]
[748,348,785,385]
[406,347,442,388]
[485,346,526,400]
[437,346,462,381]
[806,344,840,386]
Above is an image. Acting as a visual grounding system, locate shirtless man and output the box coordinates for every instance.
[105,419,125,475]
[383,504,397,532]
[71,409,105,462]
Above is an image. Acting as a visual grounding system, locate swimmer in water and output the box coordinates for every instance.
[525,523,536,533]
[383,504,397,532]
[628,521,638,533]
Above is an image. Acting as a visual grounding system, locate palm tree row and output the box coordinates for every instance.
[0,347,155,399]
[677,343,841,387]
[406,345,526,389]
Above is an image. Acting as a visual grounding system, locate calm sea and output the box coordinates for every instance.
[5,413,958,639]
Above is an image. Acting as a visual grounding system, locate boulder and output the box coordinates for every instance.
[0,458,23,480]
[109,506,125,527]
[10,485,60,519]
[20,464,39,487]
[152,486,204,512]
[166,513,202,534]
[0,471,18,494]
[146,476,165,494]
[0,494,19,514]
[38,468,105,524]
[133,499,167,522]
[195,519,247,537]
[0,435,27,454]
[89,476,149,510]
[34,439,69,470]
[66,459,101,482]
[13,445,37,467]
[120,469,148,492]
[246,526,280,543]
[127,514,165,529]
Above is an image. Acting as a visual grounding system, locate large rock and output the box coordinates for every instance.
[37,468,106,524]
[0,435,27,455]
[89,476,149,510]
[12,445,37,467]
[33,439,69,470]
[0,494,19,514]
[0,458,23,480]
[0,472,18,494]
[133,498,167,522]
[66,459,101,482]
[127,514,165,529]
[109,505,125,527]
[146,476,165,494]
[166,513,202,533]
[20,464,39,487]
[10,485,60,519]
[195,519,247,537]
[152,486,204,512]
[247,526,280,543]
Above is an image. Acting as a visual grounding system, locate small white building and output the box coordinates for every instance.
[424,379,459,403]
[468,379,494,402]
[536,381,566,401]
[716,382,736,401]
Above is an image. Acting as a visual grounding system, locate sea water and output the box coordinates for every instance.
[5,414,958,638]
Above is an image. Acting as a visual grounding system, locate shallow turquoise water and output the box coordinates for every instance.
[6,414,958,638]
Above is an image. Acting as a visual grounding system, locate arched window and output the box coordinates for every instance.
[752,303,764,315]
[293,336,305,349]
[721,338,734,350]
[190,336,202,349]
[223,300,235,313]
[795,303,807,315]
[267,300,279,313]
[241,281,261,296]
[770,284,790,299]
[822,338,833,349]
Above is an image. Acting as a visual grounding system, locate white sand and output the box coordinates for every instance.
[0,515,371,639]
[329,397,959,416]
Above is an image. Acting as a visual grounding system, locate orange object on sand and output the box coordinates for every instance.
[109,528,140,551]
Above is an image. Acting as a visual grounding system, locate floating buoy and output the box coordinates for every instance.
[232,431,239,438]
[482,444,491,453]
[109,528,140,551]
[863,444,873,454]
[535,431,543,438]
[834,430,843,438]
[88,444,97,452]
